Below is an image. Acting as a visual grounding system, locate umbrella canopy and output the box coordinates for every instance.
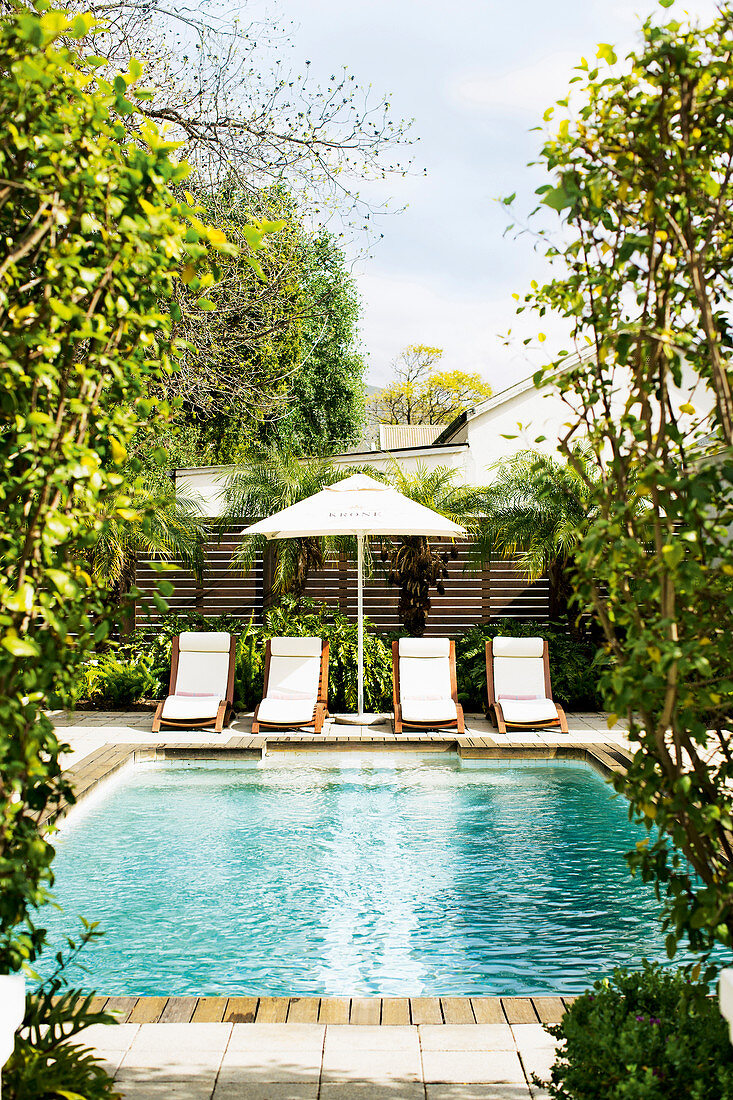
[243,473,466,540]
[242,473,466,720]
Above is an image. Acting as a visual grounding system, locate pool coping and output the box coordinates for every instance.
[89,992,574,1025]
[47,735,631,829]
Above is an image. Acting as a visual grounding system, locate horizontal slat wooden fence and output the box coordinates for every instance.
[135,526,549,634]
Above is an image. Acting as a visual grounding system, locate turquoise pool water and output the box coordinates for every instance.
[45,756,668,996]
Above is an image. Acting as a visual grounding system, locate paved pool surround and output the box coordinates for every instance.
[52,709,630,1100]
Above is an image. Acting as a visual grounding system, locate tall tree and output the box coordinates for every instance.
[257,229,366,454]
[80,1,413,227]
[519,4,733,960]
[166,187,365,462]
[371,344,492,425]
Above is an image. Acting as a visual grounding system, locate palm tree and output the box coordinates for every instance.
[87,469,206,603]
[222,447,346,597]
[470,447,600,624]
[377,463,488,636]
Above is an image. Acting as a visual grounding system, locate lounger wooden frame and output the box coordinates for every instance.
[392,639,465,736]
[485,638,568,734]
[251,639,329,735]
[152,634,237,734]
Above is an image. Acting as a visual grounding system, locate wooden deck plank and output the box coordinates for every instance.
[159,996,198,1023]
[470,997,504,1024]
[440,997,475,1024]
[256,997,290,1023]
[562,996,578,1010]
[88,996,109,1014]
[501,997,538,1024]
[224,997,259,1023]
[128,997,168,1024]
[532,996,565,1025]
[349,998,381,1025]
[103,996,139,1023]
[410,997,443,1025]
[381,998,411,1026]
[287,998,320,1023]
[191,997,228,1023]
[319,998,351,1024]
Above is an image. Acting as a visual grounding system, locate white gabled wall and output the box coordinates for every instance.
[175,364,718,515]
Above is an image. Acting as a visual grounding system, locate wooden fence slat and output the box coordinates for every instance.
[191,997,228,1023]
[256,997,290,1023]
[319,998,351,1024]
[470,997,504,1024]
[349,997,381,1025]
[440,997,475,1024]
[501,997,538,1024]
[410,997,443,1025]
[128,997,168,1024]
[286,998,320,1023]
[136,535,550,631]
[224,997,259,1023]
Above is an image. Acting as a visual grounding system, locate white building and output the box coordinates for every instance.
[175,359,713,511]
[176,370,578,511]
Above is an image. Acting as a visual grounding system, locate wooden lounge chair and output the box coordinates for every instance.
[152,631,236,733]
[252,637,329,734]
[392,638,465,735]
[485,636,568,734]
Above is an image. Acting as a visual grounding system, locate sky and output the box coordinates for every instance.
[263,0,720,394]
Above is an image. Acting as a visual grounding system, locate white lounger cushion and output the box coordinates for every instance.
[174,632,231,700]
[267,656,321,700]
[499,698,559,725]
[492,635,546,701]
[492,637,544,658]
[179,632,231,653]
[398,638,450,659]
[401,699,458,724]
[270,636,322,657]
[161,694,222,721]
[397,637,455,726]
[257,698,316,726]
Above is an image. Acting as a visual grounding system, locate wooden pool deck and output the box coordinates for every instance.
[49,708,632,827]
[92,993,572,1026]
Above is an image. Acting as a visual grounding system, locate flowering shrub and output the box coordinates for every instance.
[541,963,733,1099]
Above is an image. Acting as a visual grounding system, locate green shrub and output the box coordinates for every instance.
[4,923,120,1100]
[88,654,161,708]
[542,963,733,1100]
[455,619,605,711]
[78,608,605,714]
[128,597,394,713]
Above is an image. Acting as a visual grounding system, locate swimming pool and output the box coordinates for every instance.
[45,755,668,996]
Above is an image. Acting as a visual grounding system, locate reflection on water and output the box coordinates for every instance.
[44,756,673,996]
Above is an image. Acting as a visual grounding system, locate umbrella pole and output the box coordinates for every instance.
[357,533,364,718]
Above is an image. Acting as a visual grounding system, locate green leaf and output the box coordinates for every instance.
[542,187,572,212]
[1,633,41,657]
[596,42,617,65]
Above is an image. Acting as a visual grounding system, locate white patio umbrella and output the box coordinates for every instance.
[241,473,466,722]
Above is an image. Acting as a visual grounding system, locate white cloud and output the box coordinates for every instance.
[447,51,582,118]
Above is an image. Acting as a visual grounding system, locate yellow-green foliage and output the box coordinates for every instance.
[0,1,279,972]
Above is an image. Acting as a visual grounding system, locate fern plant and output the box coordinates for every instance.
[4,922,120,1100]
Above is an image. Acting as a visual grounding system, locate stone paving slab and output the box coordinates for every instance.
[82,1021,559,1100]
